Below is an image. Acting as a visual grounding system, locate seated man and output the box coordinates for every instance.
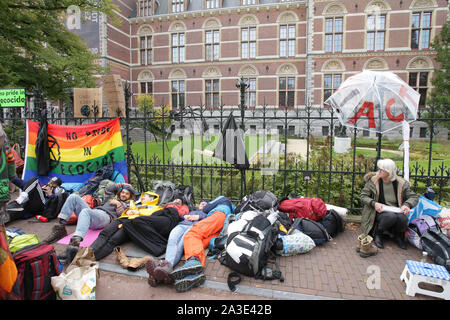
[43,183,138,263]
[360,159,418,251]
[168,196,234,292]
[145,200,208,287]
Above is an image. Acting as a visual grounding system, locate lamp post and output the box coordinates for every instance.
[235,76,249,131]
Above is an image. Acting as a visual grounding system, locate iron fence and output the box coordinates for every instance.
[1,95,449,214]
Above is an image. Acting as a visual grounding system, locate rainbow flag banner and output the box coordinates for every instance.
[23,117,128,184]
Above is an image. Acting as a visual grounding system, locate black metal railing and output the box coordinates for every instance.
[2,98,448,214]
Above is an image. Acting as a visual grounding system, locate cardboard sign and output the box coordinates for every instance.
[73,88,103,117]
[102,75,125,117]
[0,88,26,107]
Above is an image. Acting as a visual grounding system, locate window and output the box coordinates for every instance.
[172,33,185,63]
[140,36,152,65]
[323,74,342,102]
[242,0,256,4]
[242,78,256,108]
[140,82,153,94]
[279,77,295,108]
[411,12,431,49]
[171,80,185,109]
[205,79,220,108]
[409,72,428,107]
[325,17,343,52]
[288,126,295,136]
[205,30,220,61]
[171,0,184,13]
[206,0,219,8]
[241,27,256,59]
[139,0,152,17]
[322,126,329,136]
[363,129,370,137]
[280,24,296,57]
[277,125,284,135]
[420,127,427,138]
[367,14,385,51]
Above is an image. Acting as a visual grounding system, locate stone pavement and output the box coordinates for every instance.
[5,191,440,300]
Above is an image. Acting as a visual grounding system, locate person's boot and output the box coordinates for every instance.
[373,234,384,249]
[114,247,130,268]
[127,256,151,271]
[154,260,174,285]
[43,224,67,244]
[65,236,82,265]
[359,235,378,258]
[170,256,203,281]
[395,233,407,250]
[145,256,161,287]
[355,233,366,253]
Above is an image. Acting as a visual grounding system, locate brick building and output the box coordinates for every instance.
[98,0,448,139]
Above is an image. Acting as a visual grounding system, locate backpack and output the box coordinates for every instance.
[41,192,69,220]
[319,209,345,238]
[406,214,439,249]
[291,218,332,245]
[172,185,196,211]
[81,194,101,209]
[275,229,316,256]
[12,243,61,300]
[235,190,278,214]
[219,214,282,280]
[152,180,176,206]
[278,197,327,221]
[8,234,40,253]
[421,230,450,272]
[93,179,116,203]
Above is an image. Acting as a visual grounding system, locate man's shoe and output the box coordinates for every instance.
[359,235,378,258]
[43,224,67,244]
[145,256,160,287]
[174,273,206,293]
[373,234,384,249]
[154,260,174,285]
[170,257,203,281]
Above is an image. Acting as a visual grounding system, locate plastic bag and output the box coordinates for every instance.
[8,234,40,253]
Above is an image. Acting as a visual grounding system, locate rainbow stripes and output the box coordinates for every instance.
[23,118,128,184]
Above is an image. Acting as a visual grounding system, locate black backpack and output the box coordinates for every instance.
[291,218,332,245]
[421,230,450,272]
[41,192,69,220]
[219,214,283,281]
[172,185,196,211]
[12,243,61,300]
[319,209,345,238]
[152,180,176,206]
[235,190,278,214]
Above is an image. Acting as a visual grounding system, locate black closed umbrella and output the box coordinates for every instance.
[213,113,249,197]
[35,108,50,176]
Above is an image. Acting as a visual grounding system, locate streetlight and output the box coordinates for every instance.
[235,76,249,131]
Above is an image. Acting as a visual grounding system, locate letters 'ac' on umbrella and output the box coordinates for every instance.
[324,70,420,134]
[213,113,250,170]
[35,109,50,176]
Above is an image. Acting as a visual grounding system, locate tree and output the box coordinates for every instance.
[428,20,450,128]
[0,0,119,102]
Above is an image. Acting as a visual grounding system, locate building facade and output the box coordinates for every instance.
[99,0,449,139]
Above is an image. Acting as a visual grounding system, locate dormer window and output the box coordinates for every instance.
[206,0,220,9]
[172,0,184,13]
[139,0,152,17]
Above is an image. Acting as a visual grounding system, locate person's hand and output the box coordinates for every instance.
[374,202,384,213]
[109,199,120,207]
[126,210,139,216]
[400,205,410,215]
[43,185,53,196]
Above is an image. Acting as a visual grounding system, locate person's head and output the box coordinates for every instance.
[377,159,397,182]
[118,185,137,201]
[198,201,207,211]
[172,198,182,205]
[140,191,158,204]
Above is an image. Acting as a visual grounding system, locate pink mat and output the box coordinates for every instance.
[57,229,103,247]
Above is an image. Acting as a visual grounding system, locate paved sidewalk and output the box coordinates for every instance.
[5,191,440,300]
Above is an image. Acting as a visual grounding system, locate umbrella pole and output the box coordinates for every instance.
[375,132,382,171]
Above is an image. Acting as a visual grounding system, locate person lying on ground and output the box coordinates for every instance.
[360,159,418,251]
[161,196,234,292]
[146,200,208,287]
[43,182,138,263]
[119,191,162,219]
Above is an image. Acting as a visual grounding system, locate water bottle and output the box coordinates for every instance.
[35,215,48,222]
[421,251,428,263]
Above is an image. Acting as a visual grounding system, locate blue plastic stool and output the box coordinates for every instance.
[400,260,450,300]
